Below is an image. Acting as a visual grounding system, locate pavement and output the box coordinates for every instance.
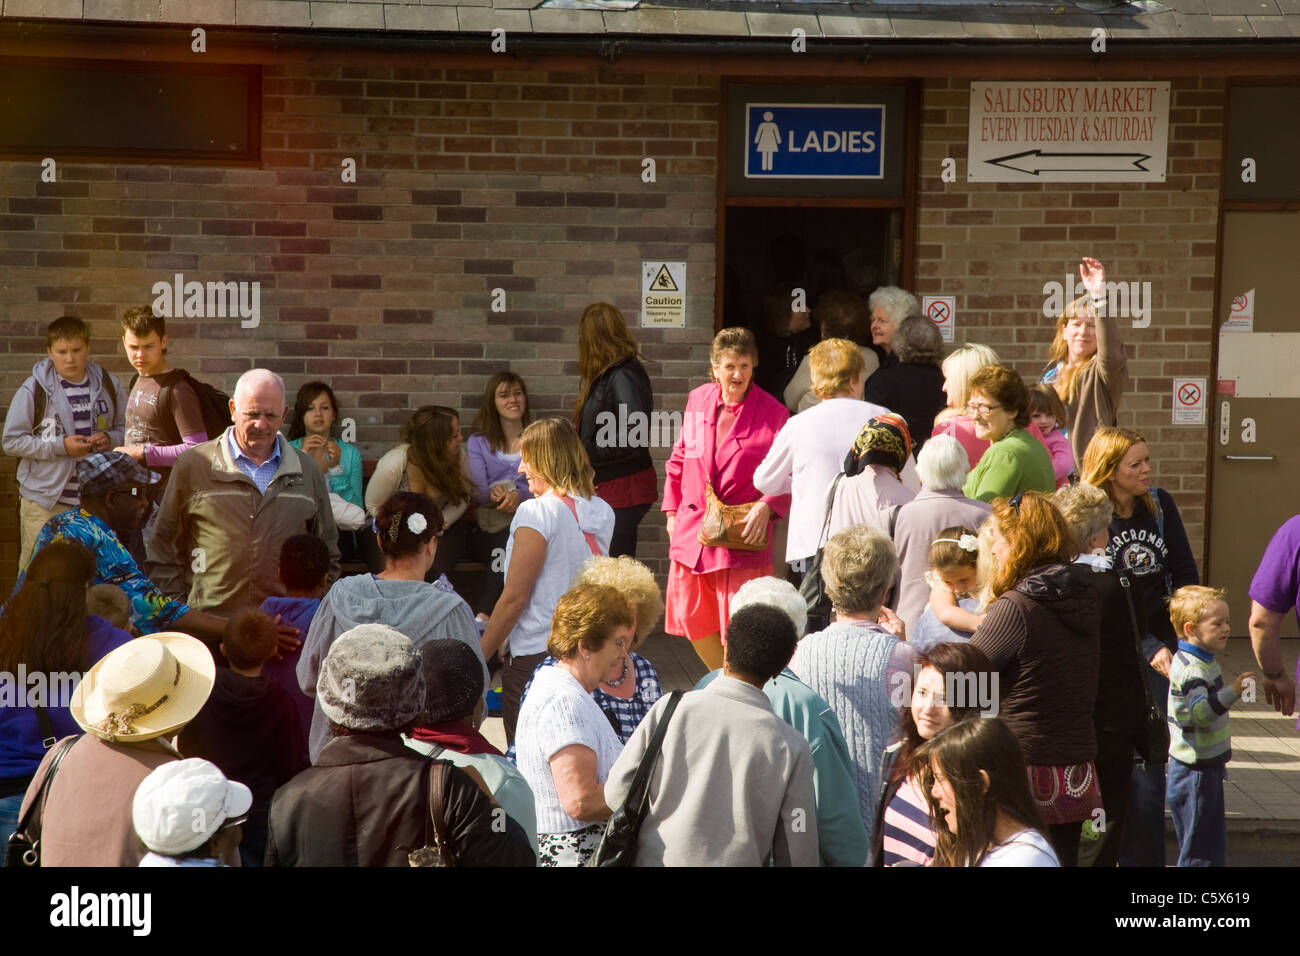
[482,633,1300,865]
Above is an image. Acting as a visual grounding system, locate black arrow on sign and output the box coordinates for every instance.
[986,149,1154,175]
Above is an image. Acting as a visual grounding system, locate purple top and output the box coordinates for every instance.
[1248,515,1300,727]
[0,615,134,783]
[466,433,531,506]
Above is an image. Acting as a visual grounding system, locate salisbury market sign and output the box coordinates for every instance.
[968,81,1170,183]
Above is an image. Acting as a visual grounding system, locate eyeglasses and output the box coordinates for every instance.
[966,401,1003,416]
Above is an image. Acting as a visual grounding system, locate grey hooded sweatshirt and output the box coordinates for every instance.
[297,574,485,762]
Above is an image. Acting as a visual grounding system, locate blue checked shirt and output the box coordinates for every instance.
[10,509,190,633]
[228,430,283,495]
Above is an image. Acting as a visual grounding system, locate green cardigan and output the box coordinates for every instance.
[963,428,1056,502]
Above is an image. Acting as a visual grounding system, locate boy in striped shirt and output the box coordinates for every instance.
[1,316,124,571]
[1166,585,1254,867]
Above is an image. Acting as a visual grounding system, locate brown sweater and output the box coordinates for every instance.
[1042,308,1128,466]
[971,563,1101,766]
[20,734,179,867]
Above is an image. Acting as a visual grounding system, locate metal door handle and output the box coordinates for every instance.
[1223,455,1275,461]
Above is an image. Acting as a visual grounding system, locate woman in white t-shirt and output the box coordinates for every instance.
[480,418,615,745]
[515,583,631,866]
[919,716,1060,868]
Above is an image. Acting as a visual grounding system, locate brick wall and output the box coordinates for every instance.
[916,76,1221,574]
[0,64,722,596]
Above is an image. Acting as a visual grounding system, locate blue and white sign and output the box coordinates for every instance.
[744,103,885,180]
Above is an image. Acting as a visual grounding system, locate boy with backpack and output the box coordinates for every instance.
[2,315,125,571]
[113,306,231,561]
[115,305,230,483]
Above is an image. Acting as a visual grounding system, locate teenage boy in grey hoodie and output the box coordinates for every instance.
[2,316,126,571]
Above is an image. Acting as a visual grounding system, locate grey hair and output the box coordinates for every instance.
[1053,482,1114,552]
[915,434,969,492]
[821,525,899,616]
[731,576,808,639]
[867,286,921,327]
[233,369,286,410]
[893,315,945,366]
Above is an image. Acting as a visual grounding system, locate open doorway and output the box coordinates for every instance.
[721,204,903,399]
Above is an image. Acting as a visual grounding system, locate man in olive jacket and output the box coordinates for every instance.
[265,624,535,867]
[145,369,340,620]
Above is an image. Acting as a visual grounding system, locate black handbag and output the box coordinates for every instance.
[801,475,899,626]
[5,733,78,868]
[1118,572,1170,766]
[587,690,683,867]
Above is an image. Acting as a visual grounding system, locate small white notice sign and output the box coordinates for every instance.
[921,295,956,343]
[1223,288,1254,332]
[641,261,685,328]
[968,81,1169,183]
[1172,378,1207,425]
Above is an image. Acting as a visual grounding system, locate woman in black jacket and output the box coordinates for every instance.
[575,303,658,558]
[1054,481,1149,867]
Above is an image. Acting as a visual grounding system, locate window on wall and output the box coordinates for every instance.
[0,58,260,164]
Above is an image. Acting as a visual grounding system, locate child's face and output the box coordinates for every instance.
[1030,410,1057,434]
[303,392,336,435]
[1184,600,1231,654]
[122,330,168,377]
[48,337,89,384]
[939,566,978,596]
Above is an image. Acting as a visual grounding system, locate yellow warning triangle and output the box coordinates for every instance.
[650,265,678,292]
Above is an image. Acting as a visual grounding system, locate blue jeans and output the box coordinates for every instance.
[1167,759,1227,867]
[0,793,24,857]
[1119,665,1169,867]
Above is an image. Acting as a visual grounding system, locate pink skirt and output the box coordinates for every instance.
[664,561,772,644]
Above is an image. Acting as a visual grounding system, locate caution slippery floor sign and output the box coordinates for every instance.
[642,261,685,328]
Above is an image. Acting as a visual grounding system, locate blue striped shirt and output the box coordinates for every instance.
[228,430,283,495]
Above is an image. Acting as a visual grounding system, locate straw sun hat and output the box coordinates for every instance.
[70,633,215,743]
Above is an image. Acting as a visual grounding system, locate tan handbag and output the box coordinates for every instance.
[698,482,767,552]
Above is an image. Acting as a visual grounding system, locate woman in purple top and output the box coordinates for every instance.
[0,541,133,846]
[466,372,534,618]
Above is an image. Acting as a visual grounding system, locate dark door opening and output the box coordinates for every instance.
[722,205,903,399]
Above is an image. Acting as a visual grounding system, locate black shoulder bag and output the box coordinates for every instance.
[587,690,684,867]
[5,733,78,868]
[1118,572,1170,766]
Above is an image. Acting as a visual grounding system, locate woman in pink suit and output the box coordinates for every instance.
[663,328,791,671]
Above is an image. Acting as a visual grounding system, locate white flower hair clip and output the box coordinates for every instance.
[407,512,428,535]
[934,534,979,552]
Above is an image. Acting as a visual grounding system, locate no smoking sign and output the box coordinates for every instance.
[1172,377,1206,425]
[921,295,956,343]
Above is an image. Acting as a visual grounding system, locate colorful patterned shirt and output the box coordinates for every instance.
[11,509,190,633]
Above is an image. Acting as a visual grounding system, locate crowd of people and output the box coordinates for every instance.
[0,257,1295,868]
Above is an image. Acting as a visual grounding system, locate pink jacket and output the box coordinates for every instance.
[663,382,791,574]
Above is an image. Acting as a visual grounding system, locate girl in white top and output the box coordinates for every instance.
[920,717,1061,868]
[515,583,631,866]
[480,418,614,745]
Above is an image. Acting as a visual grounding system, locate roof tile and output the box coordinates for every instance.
[310,0,385,27]
[457,5,529,29]
[3,0,84,18]
[385,2,457,28]
[744,11,822,37]
[817,13,891,38]
[161,0,237,23]
[528,5,605,31]
[236,0,312,28]
[84,0,157,21]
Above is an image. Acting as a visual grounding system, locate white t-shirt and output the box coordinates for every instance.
[503,491,614,657]
[978,829,1060,867]
[516,665,624,835]
[753,397,922,563]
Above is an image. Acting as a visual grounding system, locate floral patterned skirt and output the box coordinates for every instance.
[1027,762,1104,825]
[537,823,604,867]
